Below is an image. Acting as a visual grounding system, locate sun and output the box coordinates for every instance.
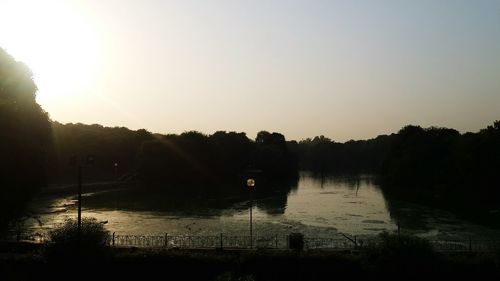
[0,0,102,106]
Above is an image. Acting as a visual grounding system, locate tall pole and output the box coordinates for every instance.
[246,178,255,249]
[77,165,82,242]
[250,189,253,249]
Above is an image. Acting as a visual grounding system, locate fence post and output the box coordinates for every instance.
[220,233,223,249]
[165,233,168,248]
[112,232,115,247]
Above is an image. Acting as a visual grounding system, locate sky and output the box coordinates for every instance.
[1,0,499,142]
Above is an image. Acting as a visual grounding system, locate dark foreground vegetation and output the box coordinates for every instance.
[3,248,500,281]
[1,232,500,281]
[1,45,500,231]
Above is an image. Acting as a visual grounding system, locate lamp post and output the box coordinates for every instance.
[246,178,255,248]
[76,155,94,242]
[114,162,119,180]
[77,164,82,241]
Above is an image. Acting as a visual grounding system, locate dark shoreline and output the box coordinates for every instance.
[1,243,499,280]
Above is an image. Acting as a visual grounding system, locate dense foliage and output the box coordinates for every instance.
[48,122,153,183]
[296,122,500,218]
[295,122,500,194]
[0,48,52,230]
[49,217,109,245]
[46,217,110,259]
[292,134,395,174]
[50,125,298,197]
[363,231,440,275]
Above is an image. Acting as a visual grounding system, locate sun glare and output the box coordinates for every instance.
[0,0,101,106]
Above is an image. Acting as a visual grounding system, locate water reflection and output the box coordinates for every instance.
[82,178,297,217]
[255,195,288,215]
[15,172,500,239]
[284,173,394,235]
[379,184,500,239]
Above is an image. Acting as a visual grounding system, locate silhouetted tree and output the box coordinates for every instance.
[135,130,298,197]
[253,131,298,185]
[295,134,394,175]
[0,48,52,231]
[380,125,460,187]
[48,122,153,183]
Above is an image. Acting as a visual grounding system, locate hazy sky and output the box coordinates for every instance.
[1,0,499,141]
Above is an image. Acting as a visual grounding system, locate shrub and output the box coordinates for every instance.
[374,231,435,256]
[45,217,110,260]
[364,231,438,273]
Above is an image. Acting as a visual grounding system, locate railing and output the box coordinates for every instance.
[113,235,166,248]
[303,237,380,250]
[0,231,50,244]
[429,239,500,252]
[3,231,500,253]
[112,234,281,249]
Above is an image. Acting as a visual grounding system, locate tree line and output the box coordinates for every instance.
[294,123,500,219]
[49,120,500,197]
[49,125,298,197]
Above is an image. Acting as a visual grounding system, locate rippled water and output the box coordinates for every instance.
[16,173,500,239]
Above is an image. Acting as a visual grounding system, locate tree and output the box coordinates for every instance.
[0,47,52,231]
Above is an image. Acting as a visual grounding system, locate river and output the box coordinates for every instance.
[15,172,500,240]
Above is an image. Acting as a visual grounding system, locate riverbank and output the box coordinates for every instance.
[1,243,499,280]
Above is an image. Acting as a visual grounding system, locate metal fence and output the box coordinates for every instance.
[3,231,500,253]
[303,237,377,250]
[111,234,281,249]
[429,239,500,252]
[108,234,500,252]
[1,231,50,244]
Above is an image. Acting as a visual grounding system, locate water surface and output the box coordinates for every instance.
[17,173,500,239]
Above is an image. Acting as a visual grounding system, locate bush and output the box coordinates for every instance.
[364,231,438,273]
[374,231,435,256]
[45,217,110,260]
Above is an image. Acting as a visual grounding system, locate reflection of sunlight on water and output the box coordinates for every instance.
[284,173,395,235]
[16,173,500,240]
